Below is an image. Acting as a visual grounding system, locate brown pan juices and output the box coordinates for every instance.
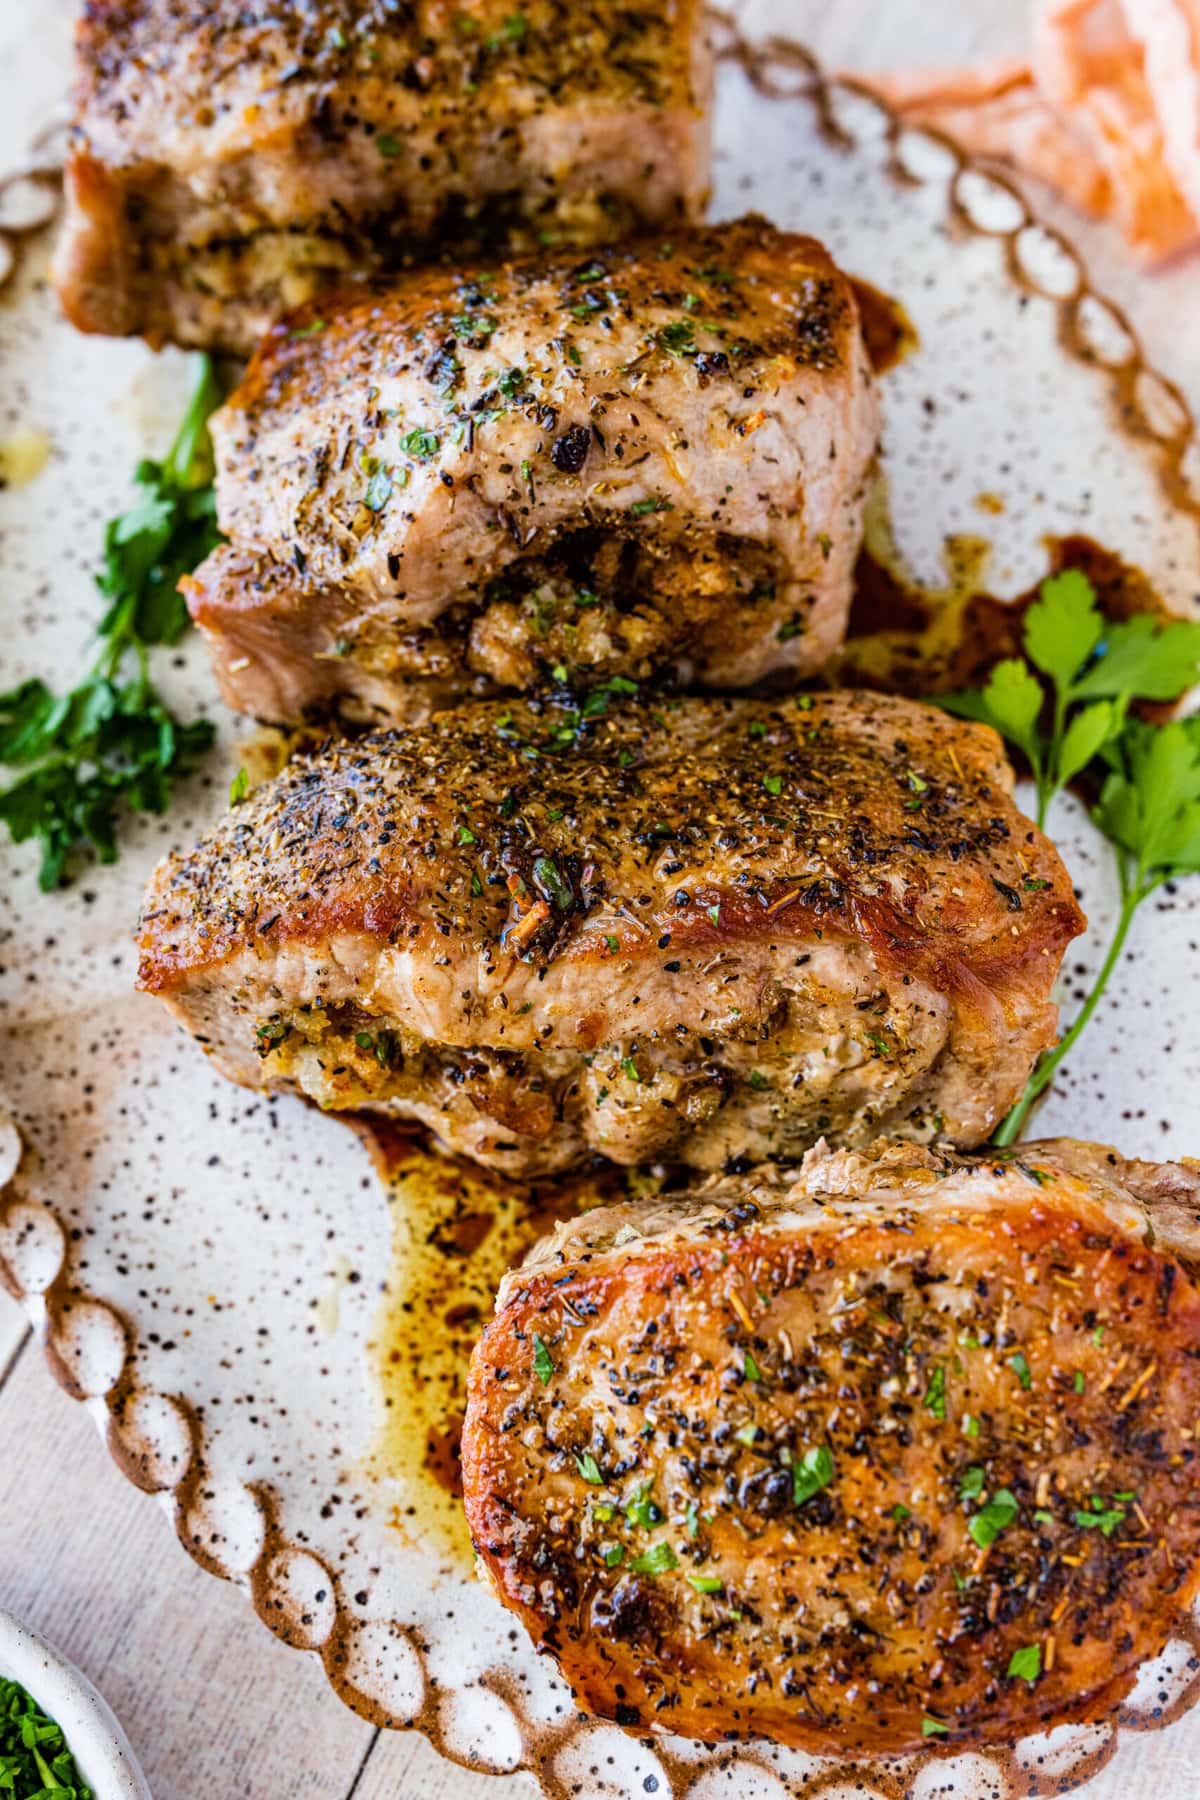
[850,275,917,376]
[355,1119,627,1560]
[838,525,1174,704]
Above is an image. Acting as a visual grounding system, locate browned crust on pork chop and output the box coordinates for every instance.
[183,217,878,724]
[462,1137,1200,1751]
[136,690,1083,1172]
[53,0,712,352]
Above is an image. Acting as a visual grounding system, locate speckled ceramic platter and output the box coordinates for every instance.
[2,7,1200,1798]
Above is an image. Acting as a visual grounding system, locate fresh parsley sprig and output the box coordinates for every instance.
[940,568,1200,1144]
[995,714,1200,1143]
[0,354,223,888]
[942,569,1200,827]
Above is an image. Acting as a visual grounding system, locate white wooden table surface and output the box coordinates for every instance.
[1,3,1198,1798]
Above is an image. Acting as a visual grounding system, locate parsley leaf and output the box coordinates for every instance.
[967,1487,1019,1549]
[1024,569,1103,687]
[0,355,222,887]
[628,1542,678,1576]
[941,568,1200,1148]
[532,1335,555,1384]
[924,1365,946,1420]
[941,567,1200,828]
[959,1465,985,1501]
[790,1444,835,1507]
[1007,1643,1042,1682]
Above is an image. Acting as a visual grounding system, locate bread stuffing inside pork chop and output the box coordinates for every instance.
[462,1137,1200,1752]
[183,218,879,724]
[136,689,1083,1175]
[53,0,712,354]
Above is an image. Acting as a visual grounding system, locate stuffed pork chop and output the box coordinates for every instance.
[136,689,1083,1174]
[462,1136,1200,1752]
[53,0,712,354]
[183,217,879,724]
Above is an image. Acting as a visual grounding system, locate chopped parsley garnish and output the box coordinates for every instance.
[924,1366,946,1420]
[364,468,393,511]
[1007,1644,1042,1682]
[741,1349,761,1382]
[604,1544,623,1568]
[0,1676,95,1798]
[532,1335,555,1385]
[762,773,783,797]
[456,823,476,845]
[968,1487,1019,1550]
[575,1451,602,1484]
[628,1542,678,1576]
[604,934,619,954]
[687,1573,723,1593]
[255,1019,289,1055]
[229,766,249,806]
[1009,1352,1033,1390]
[707,903,721,926]
[453,312,498,343]
[354,1029,397,1070]
[657,319,695,355]
[922,1716,949,1737]
[624,1482,662,1530]
[532,854,573,910]
[892,1503,911,1523]
[790,1444,835,1507]
[497,366,527,398]
[1,353,221,887]
[400,427,440,459]
[630,496,673,517]
[685,1500,700,1539]
[621,1057,640,1083]
[1073,1497,1127,1536]
[376,133,401,158]
[959,1465,985,1501]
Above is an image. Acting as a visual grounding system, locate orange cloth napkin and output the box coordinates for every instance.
[864,0,1200,260]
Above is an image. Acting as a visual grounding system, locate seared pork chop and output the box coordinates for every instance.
[184,219,879,724]
[53,0,711,354]
[462,1137,1200,1752]
[136,690,1082,1174]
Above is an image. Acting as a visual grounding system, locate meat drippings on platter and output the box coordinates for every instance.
[849,276,917,374]
[837,498,1173,701]
[356,1119,632,1563]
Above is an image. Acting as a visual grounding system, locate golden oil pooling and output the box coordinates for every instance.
[360,1123,624,1567]
[0,426,50,488]
[834,475,1171,698]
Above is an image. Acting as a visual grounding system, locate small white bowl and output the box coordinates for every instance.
[0,1610,150,1799]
